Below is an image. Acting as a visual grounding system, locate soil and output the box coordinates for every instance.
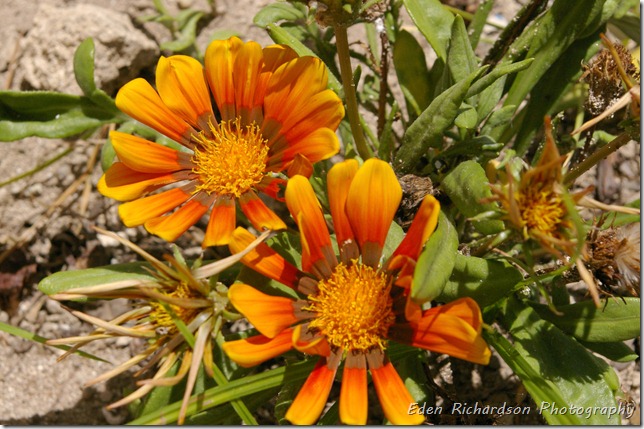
[0,0,639,425]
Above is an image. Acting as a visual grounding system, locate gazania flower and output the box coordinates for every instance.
[98,36,344,247]
[45,228,270,425]
[222,159,491,425]
[487,117,591,258]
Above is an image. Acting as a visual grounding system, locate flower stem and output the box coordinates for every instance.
[334,24,373,160]
[563,132,631,186]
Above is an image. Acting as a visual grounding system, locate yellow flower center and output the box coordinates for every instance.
[191,118,269,197]
[517,185,565,236]
[149,281,201,333]
[305,262,395,352]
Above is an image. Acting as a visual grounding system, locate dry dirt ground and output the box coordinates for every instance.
[0,0,640,425]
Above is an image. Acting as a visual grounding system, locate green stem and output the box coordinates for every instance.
[334,24,373,160]
[563,132,631,186]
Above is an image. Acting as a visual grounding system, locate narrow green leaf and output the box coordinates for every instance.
[447,15,478,84]
[578,339,639,363]
[530,298,640,342]
[466,58,534,98]
[253,2,307,27]
[401,0,454,61]
[0,109,105,141]
[161,11,203,52]
[481,104,517,135]
[266,24,342,96]
[437,254,521,307]
[491,297,620,425]
[468,0,494,49]
[73,38,97,96]
[441,160,504,235]
[394,67,484,173]
[411,211,458,304]
[393,30,432,117]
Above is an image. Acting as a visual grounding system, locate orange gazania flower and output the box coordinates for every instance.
[98,37,344,246]
[223,159,491,425]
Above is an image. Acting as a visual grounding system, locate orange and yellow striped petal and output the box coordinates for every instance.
[285,175,335,275]
[228,283,297,338]
[232,40,264,125]
[285,359,337,425]
[110,131,189,173]
[222,328,294,368]
[239,190,287,233]
[327,159,358,248]
[391,195,440,261]
[229,227,302,288]
[115,78,194,146]
[339,359,368,425]
[266,128,340,172]
[205,37,243,121]
[371,362,425,425]
[144,198,210,242]
[203,195,236,247]
[156,55,213,130]
[97,162,181,201]
[292,324,330,357]
[346,159,402,267]
[118,187,191,227]
[286,154,314,178]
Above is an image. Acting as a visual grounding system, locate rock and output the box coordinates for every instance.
[16,3,158,95]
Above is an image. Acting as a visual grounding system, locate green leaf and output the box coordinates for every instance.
[609,13,641,42]
[578,339,639,363]
[38,261,157,300]
[394,67,485,173]
[73,38,97,96]
[383,220,405,261]
[530,298,640,342]
[453,104,477,129]
[161,11,203,52]
[254,2,306,27]
[466,58,534,98]
[490,297,620,425]
[468,0,494,49]
[437,254,521,307]
[393,30,432,117]
[411,211,458,304]
[447,15,478,85]
[441,160,504,235]
[266,24,342,96]
[401,0,454,61]
[481,104,517,135]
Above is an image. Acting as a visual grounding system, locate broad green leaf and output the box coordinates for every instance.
[401,0,454,61]
[0,91,85,118]
[454,104,477,129]
[437,254,521,307]
[530,297,640,342]
[441,160,504,235]
[38,261,157,300]
[578,339,639,363]
[609,13,641,41]
[491,297,620,425]
[383,220,405,261]
[254,2,306,27]
[393,30,431,117]
[394,67,484,173]
[0,108,106,141]
[447,15,478,84]
[411,211,458,304]
[129,358,318,425]
[161,11,203,52]
[73,38,97,96]
[481,104,517,136]
[266,24,342,96]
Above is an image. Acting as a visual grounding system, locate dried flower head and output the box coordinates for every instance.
[46,228,270,424]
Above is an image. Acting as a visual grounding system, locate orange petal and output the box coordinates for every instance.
[144,197,210,242]
[110,131,190,173]
[222,328,294,368]
[391,195,440,261]
[252,44,299,111]
[238,190,287,233]
[267,128,340,172]
[232,40,264,125]
[292,324,331,357]
[390,298,491,365]
[228,283,298,338]
[256,176,286,200]
[203,195,236,247]
[229,227,302,288]
[97,162,182,201]
[286,153,314,178]
[285,359,337,425]
[285,175,336,275]
[115,78,195,146]
[205,37,242,121]
[346,159,402,267]
[339,358,367,425]
[370,362,425,425]
[156,55,213,129]
[118,186,192,227]
[327,159,358,249]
